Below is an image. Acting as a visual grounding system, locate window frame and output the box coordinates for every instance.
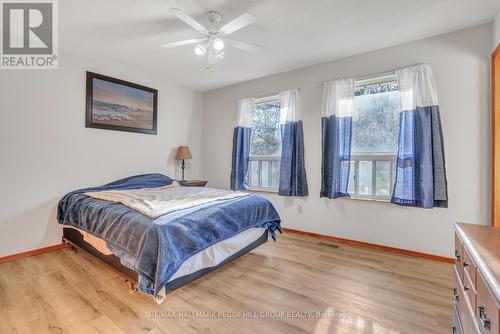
[348,154,396,201]
[248,155,281,192]
[347,74,399,202]
[247,95,281,193]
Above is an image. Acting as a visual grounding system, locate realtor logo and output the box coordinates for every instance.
[1,0,58,69]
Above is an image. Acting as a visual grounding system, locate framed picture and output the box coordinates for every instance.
[85,71,158,135]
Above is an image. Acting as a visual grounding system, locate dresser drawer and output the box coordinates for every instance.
[456,232,464,281]
[477,271,499,334]
[463,267,477,313]
[455,267,481,334]
[454,303,464,334]
[463,244,477,290]
[454,273,464,334]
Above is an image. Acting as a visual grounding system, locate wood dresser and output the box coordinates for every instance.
[454,223,500,333]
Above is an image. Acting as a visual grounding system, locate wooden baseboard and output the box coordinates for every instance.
[282,227,455,264]
[0,243,70,264]
[0,232,453,265]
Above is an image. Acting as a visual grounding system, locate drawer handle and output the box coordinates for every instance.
[478,304,491,329]
[455,250,461,262]
[463,284,469,292]
[463,261,470,268]
[453,288,459,301]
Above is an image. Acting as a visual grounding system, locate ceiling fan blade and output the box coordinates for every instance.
[161,38,205,48]
[169,8,208,34]
[219,13,256,35]
[225,39,262,53]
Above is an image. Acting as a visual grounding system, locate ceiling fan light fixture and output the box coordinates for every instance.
[194,44,205,56]
[163,9,262,70]
[212,38,225,51]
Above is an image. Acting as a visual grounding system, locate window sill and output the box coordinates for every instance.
[339,196,390,204]
[246,187,278,194]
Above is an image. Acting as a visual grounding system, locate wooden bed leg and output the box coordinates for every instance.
[126,280,137,293]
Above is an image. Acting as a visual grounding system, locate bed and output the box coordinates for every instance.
[57,173,281,301]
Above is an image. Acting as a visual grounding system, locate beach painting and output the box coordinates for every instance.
[86,72,158,134]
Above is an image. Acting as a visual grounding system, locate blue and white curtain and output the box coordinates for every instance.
[230,98,254,191]
[278,89,308,196]
[391,64,448,208]
[320,79,355,198]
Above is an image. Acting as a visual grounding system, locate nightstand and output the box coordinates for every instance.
[181,180,208,187]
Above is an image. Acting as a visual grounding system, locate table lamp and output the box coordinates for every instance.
[175,146,192,181]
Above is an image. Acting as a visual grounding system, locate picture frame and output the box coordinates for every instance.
[85,71,158,135]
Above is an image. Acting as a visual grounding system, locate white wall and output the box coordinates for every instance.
[202,24,492,257]
[494,11,500,49]
[0,51,203,257]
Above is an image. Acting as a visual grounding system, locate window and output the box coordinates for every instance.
[248,96,281,191]
[348,75,400,200]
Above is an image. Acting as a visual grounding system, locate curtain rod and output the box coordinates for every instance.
[324,63,428,84]
[355,71,396,82]
[249,88,300,102]
[253,93,280,102]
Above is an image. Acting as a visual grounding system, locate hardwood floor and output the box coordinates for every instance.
[0,232,453,334]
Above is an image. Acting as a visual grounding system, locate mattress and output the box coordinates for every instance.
[156,227,266,301]
[166,227,265,282]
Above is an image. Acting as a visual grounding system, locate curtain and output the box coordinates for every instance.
[391,64,448,208]
[278,89,308,196]
[230,98,254,190]
[320,78,355,199]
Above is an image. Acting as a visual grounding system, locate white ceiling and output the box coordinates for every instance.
[60,0,500,92]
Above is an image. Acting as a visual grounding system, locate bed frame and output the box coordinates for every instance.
[62,227,268,294]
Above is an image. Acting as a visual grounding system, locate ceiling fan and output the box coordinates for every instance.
[162,8,262,71]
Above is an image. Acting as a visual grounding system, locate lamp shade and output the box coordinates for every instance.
[175,146,192,160]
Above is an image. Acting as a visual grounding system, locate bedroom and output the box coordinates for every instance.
[1,0,499,333]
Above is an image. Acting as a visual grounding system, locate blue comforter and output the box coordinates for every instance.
[57,174,281,296]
